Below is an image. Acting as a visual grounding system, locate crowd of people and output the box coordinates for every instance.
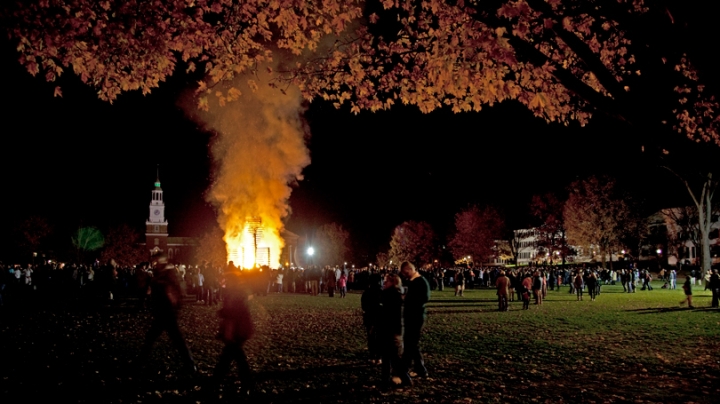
[2,256,719,396]
[0,260,378,307]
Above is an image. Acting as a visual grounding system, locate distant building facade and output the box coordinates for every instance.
[141,172,196,261]
[640,207,720,267]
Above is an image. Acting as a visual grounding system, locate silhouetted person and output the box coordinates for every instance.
[139,254,196,374]
[213,269,255,396]
[379,273,412,387]
[400,261,430,378]
[709,269,720,308]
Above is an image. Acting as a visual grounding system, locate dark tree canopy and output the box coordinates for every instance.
[4,0,718,146]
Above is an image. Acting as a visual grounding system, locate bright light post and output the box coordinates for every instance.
[307,246,314,266]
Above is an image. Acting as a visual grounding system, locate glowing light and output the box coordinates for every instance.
[226,217,281,269]
[307,247,315,256]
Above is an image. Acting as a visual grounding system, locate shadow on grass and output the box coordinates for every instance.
[428,308,518,314]
[625,306,699,314]
[428,304,495,309]
[429,298,492,303]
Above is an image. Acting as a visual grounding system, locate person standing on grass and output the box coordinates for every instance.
[379,273,412,387]
[401,261,430,378]
[574,271,584,301]
[532,271,543,305]
[454,268,465,297]
[338,272,348,298]
[326,268,337,297]
[709,269,719,308]
[521,284,531,310]
[680,275,694,309]
[496,270,510,311]
[669,268,677,290]
[522,274,533,298]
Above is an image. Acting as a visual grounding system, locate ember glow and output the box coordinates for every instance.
[184,63,310,268]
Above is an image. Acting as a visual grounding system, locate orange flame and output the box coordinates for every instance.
[183,62,310,268]
[226,218,280,269]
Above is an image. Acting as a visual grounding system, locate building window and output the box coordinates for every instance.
[154,238,159,246]
[168,249,174,259]
[154,225,159,232]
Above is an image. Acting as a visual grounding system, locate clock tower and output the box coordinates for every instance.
[145,168,169,256]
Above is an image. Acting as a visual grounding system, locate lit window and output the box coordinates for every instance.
[154,238,159,246]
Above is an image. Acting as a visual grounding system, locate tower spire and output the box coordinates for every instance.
[154,164,161,189]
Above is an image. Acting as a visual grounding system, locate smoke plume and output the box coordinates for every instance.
[185,65,310,267]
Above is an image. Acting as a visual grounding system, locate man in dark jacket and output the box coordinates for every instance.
[400,261,431,378]
[709,269,720,308]
[138,254,196,374]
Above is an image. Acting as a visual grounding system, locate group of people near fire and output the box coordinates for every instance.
[2,255,720,395]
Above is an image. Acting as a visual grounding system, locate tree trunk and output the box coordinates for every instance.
[700,187,712,282]
[674,171,716,282]
[693,174,714,281]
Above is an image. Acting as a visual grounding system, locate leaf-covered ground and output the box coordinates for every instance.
[2,282,719,403]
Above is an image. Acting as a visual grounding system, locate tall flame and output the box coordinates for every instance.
[227,217,273,269]
[185,64,310,268]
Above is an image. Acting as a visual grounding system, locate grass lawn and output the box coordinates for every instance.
[1,281,719,403]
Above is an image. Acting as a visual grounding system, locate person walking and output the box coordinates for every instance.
[138,254,196,374]
[213,269,256,396]
[401,261,430,378]
[586,272,598,301]
[680,275,694,309]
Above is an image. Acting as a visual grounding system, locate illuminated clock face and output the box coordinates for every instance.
[154,209,160,216]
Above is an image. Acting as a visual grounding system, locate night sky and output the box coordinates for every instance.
[1,3,719,263]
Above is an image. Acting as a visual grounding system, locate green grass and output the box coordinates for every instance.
[1,282,719,403]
